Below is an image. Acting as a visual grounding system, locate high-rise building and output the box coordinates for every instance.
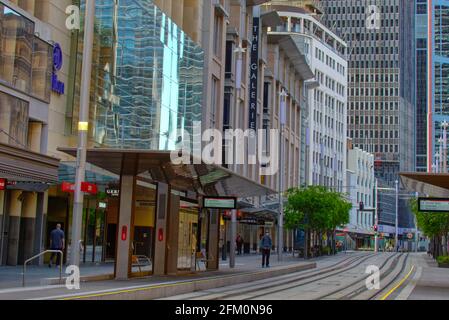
[416,0,428,173]
[265,1,349,192]
[321,0,416,229]
[426,0,449,173]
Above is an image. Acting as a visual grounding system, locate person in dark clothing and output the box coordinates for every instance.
[49,224,65,268]
[260,231,272,268]
[236,234,244,255]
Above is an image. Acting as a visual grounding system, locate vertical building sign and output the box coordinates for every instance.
[52,43,65,95]
[249,17,260,131]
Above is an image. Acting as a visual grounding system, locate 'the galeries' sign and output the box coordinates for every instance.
[248,17,260,131]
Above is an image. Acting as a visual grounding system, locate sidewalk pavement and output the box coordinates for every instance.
[0,252,333,300]
[406,253,449,300]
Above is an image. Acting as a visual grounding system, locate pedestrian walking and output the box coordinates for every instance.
[48,224,65,268]
[236,234,244,255]
[260,231,272,268]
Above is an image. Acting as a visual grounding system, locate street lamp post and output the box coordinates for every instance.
[70,0,96,267]
[374,179,379,253]
[395,180,399,251]
[229,43,245,269]
[278,89,287,261]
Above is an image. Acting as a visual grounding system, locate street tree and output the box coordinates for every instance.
[285,186,351,258]
[410,198,449,257]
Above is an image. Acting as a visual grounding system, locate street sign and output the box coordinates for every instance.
[407,233,414,240]
[61,182,75,193]
[106,187,120,197]
[81,182,98,195]
[203,197,237,209]
[418,198,449,212]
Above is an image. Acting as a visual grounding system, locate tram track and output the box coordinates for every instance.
[234,253,400,300]
[186,252,379,300]
[317,252,408,300]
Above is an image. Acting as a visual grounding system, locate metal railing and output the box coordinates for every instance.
[23,250,63,287]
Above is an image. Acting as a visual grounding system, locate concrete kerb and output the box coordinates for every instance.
[61,262,317,300]
[43,274,114,286]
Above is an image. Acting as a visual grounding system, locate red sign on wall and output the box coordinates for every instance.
[0,179,6,191]
[81,182,98,195]
[61,182,75,193]
[121,225,128,241]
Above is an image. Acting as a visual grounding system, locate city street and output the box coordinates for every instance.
[162,252,449,300]
[2,0,449,305]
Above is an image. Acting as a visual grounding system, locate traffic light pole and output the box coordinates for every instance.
[374,179,379,253]
[70,0,95,267]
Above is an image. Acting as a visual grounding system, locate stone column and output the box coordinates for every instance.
[0,190,5,265]
[34,192,48,265]
[7,190,22,266]
[153,182,169,276]
[115,175,135,280]
[18,192,38,264]
[207,209,220,270]
[27,122,42,153]
[166,193,180,275]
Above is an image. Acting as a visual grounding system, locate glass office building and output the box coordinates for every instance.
[428,0,449,171]
[70,0,204,151]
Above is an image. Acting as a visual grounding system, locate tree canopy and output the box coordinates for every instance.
[284,186,351,232]
[410,198,449,238]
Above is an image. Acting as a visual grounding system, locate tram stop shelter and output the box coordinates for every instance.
[58,148,276,280]
[400,172,449,197]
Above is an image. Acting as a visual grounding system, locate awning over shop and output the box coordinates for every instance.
[400,172,449,197]
[58,148,276,198]
[0,142,60,189]
[240,207,278,222]
[336,226,374,236]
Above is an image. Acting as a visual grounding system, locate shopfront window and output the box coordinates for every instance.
[178,201,199,270]
[132,180,156,275]
[0,91,29,147]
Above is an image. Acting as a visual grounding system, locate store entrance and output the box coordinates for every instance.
[177,201,199,270]
[130,180,156,277]
[82,206,106,264]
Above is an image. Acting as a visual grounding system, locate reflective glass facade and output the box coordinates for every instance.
[415,0,428,172]
[0,91,28,147]
[0,2,52,102]
[429,1,449,169]
[72,0,204,150]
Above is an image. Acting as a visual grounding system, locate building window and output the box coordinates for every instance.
[213,15,222,57]
[0,91,29,147]
[0,3,34,94]
[0,3,52,102]
[210,77,218,128]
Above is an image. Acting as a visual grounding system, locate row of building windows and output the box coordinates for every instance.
[349,59,399,69]
[350,115,399,125]
[328,4,399,15]
[352,45,399,55]
[351,129,399,140]
[350,87,399,97]
[315,47,346,76]
[351,73,399,83]
[349,101,399,111]
[354,143,399,154]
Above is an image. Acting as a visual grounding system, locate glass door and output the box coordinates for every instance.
[177,201,199,270]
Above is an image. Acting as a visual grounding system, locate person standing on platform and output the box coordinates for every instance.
[260,231,272,268]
